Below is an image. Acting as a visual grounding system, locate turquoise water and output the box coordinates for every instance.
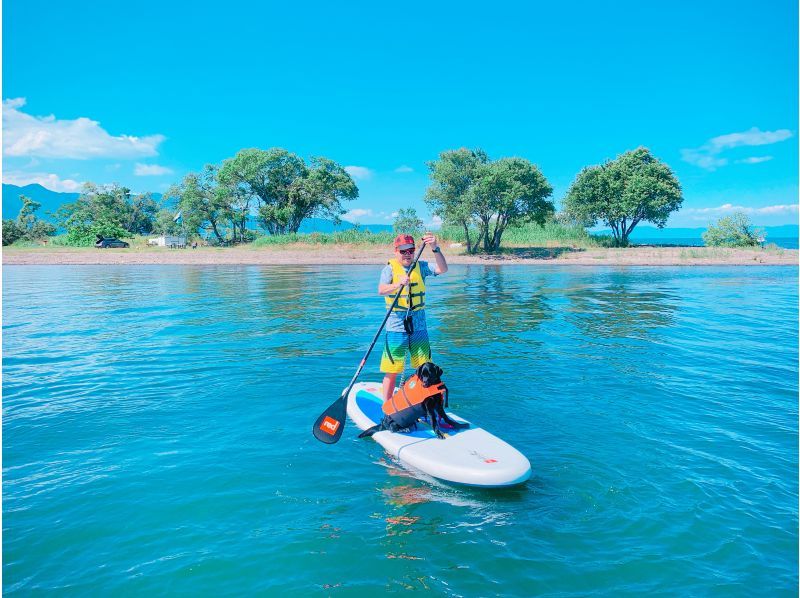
[3,265,797,595]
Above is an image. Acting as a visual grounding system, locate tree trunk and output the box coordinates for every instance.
[210,220,225,244]
[473,227,485,254]
[609,221,621,246]
[489,214,505,252]
[461,221,472,253]
[481,216,492,252]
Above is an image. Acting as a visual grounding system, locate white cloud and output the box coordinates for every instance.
[135,163,174,176]
[3,97,165,159]
[342,208,374,222]
[683,203,799,216]
[680,149,727,170]
[344,166,374,181]
[681,127,792,170]
[735,156,773,164]
[708,128,792,151]
[425,215,443,229]
[3,170,83,192]
[394,165,413,173]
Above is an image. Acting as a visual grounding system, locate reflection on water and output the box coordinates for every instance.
[562,271,679,338]
[3,265,797,596]
[438,266,553,347]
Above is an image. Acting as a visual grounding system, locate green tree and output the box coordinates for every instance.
[153,209,182,235]
[166,166,232,243]
[2,219,23,245]
[470,157,554,252]
[425,148,488,253]
[14,195,56,240]
[702,212,764,247]
[393,208,424,235]
[17,195,42,231]
[426,149,553,253]
[127,193,159,234]
[56,184,134,245]
[563,147,683,247]
[218,148,357,235]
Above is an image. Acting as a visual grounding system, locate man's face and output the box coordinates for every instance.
[395,246,415,266]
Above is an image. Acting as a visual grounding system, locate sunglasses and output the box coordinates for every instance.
[398,248,415,255]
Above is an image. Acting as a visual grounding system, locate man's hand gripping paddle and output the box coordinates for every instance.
[312,242,427,444]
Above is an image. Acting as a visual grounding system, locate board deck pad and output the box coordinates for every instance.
[347,382,532,487]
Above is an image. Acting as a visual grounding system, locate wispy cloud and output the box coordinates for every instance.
[683,203,798,216]
[342,208,374,222]
[735,156,773,164]
[135,163,173,176]
[681,127,792,170]
[394,165,413,173]
[3,97,165,159]
[709,128,792,150]
[680,150,728,170]
[426,215,443,229]
[3,170,83,192]
[344,166,374,181]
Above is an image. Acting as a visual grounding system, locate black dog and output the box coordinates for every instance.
[359,362,469,440]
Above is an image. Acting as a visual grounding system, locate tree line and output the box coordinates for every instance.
[166,148,357,244]
[2,148,359,246]
[424,146,684,251]
[4,144,766,250]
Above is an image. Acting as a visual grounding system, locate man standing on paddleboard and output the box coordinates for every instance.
[378,233,448,404]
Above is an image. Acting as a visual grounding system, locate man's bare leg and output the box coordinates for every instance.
[382,373,398,403]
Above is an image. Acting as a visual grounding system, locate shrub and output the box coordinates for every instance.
[702,212,764,248]
[2,219,23,246]
[66,220,131,246]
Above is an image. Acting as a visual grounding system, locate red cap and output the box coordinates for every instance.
[394,234,415,250]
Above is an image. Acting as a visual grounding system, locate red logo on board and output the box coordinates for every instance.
[320,416,340,435]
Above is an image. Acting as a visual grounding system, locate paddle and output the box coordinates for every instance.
[312,242,427,444]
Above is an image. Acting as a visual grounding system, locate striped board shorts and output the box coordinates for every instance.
[380,328,432,374]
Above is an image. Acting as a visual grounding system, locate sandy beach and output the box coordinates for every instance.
[3,245,797,266]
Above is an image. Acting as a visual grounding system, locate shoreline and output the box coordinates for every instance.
[2,245,797,266]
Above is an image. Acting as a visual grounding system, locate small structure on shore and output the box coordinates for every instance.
[148,235,187,248]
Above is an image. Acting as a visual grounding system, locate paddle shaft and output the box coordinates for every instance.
[341,242,427,397]
[312,242,427,443]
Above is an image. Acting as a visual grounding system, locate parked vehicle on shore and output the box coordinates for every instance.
[95,235,130,249]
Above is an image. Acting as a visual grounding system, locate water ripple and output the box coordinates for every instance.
[3,265,797,595]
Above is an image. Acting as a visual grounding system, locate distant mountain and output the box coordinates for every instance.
[1,183,394,233]
[297,219,393,233]
[3,184,79,221]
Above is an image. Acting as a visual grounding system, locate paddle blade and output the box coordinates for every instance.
[312,395,347,444]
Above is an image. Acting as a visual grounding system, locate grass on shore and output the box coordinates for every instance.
[249,221,611,251]
[6,225,792,255]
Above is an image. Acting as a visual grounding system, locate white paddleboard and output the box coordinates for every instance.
[346,382,531,487]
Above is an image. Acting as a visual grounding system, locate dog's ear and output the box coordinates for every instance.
[435,364,443,378]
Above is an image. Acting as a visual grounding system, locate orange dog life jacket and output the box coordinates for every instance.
[382,374,447,428]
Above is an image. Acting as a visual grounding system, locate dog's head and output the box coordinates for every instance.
[416,362,443,387]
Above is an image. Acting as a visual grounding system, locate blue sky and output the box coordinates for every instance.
[3,0,798,227]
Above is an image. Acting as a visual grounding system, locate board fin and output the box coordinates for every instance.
[358,424,382,438]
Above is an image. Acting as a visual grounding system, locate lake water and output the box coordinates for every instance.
[630,237,799,249]
[3,265,797,595]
